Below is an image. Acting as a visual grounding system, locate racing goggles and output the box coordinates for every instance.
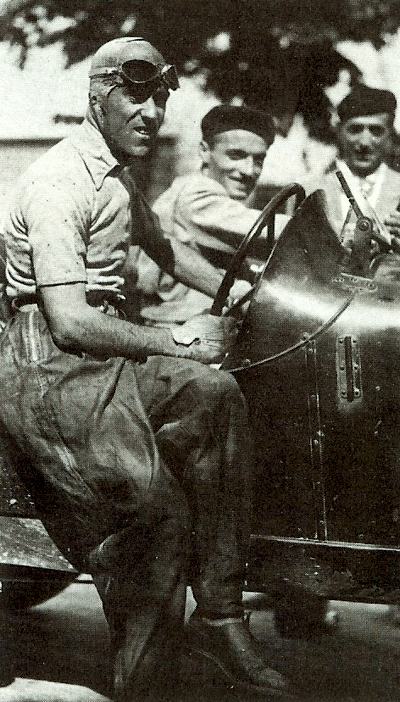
[91,59,179,101]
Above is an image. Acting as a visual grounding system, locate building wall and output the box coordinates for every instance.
[0,140,59,217]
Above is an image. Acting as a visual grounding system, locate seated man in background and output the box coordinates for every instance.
[133,104,288,324]
[302,85,400,269]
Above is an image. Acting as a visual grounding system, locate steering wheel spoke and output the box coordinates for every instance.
[211,183,306,316]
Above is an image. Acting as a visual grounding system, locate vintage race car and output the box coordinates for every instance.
[1,183,400,641]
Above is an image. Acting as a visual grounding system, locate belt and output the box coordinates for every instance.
[11,294,42,314]
[12,292,126,319]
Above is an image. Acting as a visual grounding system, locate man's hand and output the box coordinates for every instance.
[171,314,239,364]
[384,211,400,237]
[221,278,253,316]
[228,279,252,306]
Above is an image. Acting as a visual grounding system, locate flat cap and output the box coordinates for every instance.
[89,37,165,78]
[201,105,275,144]
[338,85,397,122]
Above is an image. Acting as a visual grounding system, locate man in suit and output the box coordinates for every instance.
[303,86,400,259]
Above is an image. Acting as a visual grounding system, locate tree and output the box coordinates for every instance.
[2,0,400,141]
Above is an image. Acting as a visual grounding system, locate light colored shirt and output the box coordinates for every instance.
[4,119,133,300]
[152,171,266,252]
[136,171,288,323]
[336,160,387,220]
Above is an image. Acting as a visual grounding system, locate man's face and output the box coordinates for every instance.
[201,130,268,200]
[337,112,393,176]
[101,82,168,159]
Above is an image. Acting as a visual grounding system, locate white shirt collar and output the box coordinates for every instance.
[336,159,387,214]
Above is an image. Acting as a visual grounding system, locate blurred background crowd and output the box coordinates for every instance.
[2,0,400,208]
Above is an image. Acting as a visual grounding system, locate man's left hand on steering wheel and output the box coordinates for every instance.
[225,279,253,315]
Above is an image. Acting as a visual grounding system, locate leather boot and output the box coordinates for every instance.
[185,611,296,698]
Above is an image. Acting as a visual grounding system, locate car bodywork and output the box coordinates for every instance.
[1,187,400,612]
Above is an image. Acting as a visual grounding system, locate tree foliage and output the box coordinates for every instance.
[2,0,400,141]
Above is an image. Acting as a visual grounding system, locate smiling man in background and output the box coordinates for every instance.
[133,104,286,325]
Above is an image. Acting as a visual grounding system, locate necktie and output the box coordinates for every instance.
[359,176,374,201]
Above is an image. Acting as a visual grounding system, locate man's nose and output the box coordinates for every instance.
[239,156,256,177]
[141,95,158,120]
[358,127,373,146]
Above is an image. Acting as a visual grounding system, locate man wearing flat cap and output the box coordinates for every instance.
[133,103,287,325]
[304,85,400,258]
[0,38,292,701]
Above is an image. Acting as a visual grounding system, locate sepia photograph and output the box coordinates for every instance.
[1,2,400,701]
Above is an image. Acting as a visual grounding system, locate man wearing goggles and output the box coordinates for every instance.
[87,37,179,161]
[2,37,294,702]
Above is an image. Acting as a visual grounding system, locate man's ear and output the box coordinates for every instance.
[199,140,211,166]
[89,91,99,107]
[89,93,106,115]
[387,122,395,145]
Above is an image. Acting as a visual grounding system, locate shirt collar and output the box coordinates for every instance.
[363,162,386,185]
[335,159,387,215]
[335,159,386,185]
[69,119,122,190]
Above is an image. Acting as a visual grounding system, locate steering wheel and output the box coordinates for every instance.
[210,183,306,316]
